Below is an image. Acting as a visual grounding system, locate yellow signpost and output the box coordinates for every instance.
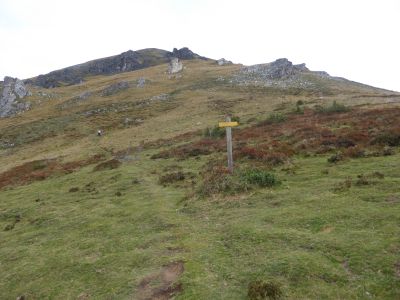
[218,121,239,128]
[219,117,239,173]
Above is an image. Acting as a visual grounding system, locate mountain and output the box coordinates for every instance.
[26,47,208,88]
[1,49,400,299]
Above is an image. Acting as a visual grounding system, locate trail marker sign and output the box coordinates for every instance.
[219,116,239,173]
[219,121,239,128]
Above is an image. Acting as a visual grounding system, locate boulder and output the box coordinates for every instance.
[0,76,30,118]
[168,58,183,74]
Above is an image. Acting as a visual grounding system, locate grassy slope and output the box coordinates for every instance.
[0,150,399,299]
[1,59,400,299]
[1,60,398,172]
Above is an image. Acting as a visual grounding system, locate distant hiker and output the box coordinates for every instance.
[97,129,103,136]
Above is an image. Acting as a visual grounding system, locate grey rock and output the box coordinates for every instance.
[313,71,330,77]
[58,91,92,110]
[241,58,309,80]
[102,81,129,96]
[217,58,233,66]
[172,47,207,60]
[0,76,30,118]
[150,93,169,101]
[168,58,183,74]
[137,77,146,88]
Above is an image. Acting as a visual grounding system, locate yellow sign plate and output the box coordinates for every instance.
[219,121,239,128]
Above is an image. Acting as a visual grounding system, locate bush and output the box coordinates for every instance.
[265,113,287,124]
[241,169,280,187]
[159,171,185,185]
[355,174,370,186]
[382,146,395,156]
[344,146,365,158]
[333,177,352,192]
[237,147,289,166]
[327,152,343,163]
[199,166,248,196]
[315,101,350,114]
[248,280,283,300]
[371,132,400,146]
[293,100,304,114]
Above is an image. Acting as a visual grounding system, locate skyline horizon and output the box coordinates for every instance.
[1,0,399,92]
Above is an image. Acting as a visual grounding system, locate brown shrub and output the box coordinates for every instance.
[344,146,366,158]
[0,154,105,190]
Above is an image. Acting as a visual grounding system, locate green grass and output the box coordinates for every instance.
[1,149,399,299]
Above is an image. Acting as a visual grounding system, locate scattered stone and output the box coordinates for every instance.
[0,76,31,118]
[102,81,129,96]
[168,58,183,74]
[58,91,92,109]
[137,77,146,88]
[150,93,169,101]
[217,58,233,66]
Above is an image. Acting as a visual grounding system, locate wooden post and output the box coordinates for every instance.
[219,117,238,173]
[225,116,234,173]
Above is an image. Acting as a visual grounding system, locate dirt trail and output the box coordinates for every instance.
[136,261,184,300]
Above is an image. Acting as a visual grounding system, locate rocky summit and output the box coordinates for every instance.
[241,58,309,79]
[0,76,30,118]
[27,47,208,88]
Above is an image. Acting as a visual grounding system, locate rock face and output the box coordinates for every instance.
[241,58,309,79]
[28,47,207,88]
[0,76,30,118]
[231,58,333,89]
[172,47,206,60]
[168,58,183,74]
[217,58,233,66]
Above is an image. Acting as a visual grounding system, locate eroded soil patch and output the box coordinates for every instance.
[137,261,184,300]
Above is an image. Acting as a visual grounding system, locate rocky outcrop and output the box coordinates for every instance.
[231,58,333,89]
[27,47,208,88]
[168,58,183,74]
[241,58,309,79]
[217,58,233,66]
[0,76,30,118]
[172,47,207,60]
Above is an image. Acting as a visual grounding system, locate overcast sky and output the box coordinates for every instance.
[1,0,399,91]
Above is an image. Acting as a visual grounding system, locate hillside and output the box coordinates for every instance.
[26,47,207,88]
[0,51,400,299]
